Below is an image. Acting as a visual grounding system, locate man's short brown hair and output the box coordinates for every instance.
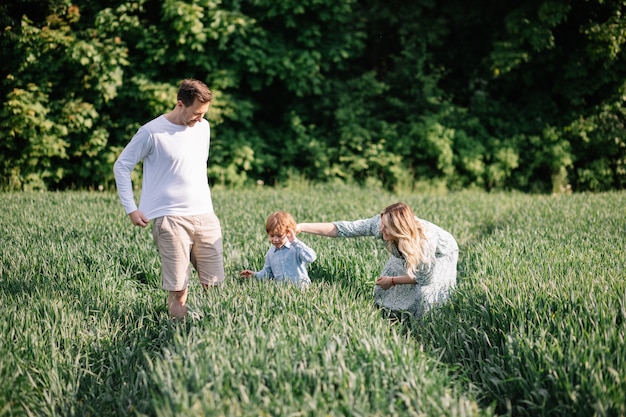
[178,79,212,106]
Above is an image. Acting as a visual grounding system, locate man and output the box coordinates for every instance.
[114,79,224,319]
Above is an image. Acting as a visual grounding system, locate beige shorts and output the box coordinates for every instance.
[152,213,225,291]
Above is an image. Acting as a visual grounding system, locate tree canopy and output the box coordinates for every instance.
[1,0,625,192]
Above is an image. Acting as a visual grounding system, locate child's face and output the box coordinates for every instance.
[268,230,288,249]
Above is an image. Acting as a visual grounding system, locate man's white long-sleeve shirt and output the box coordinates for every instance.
[113,115,214,220]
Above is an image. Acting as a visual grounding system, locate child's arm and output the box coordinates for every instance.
[240,249,274,280]
[240,268,273,280]
[288,229,317,263]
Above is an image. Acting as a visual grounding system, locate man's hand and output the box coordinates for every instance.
[129,210,149,227]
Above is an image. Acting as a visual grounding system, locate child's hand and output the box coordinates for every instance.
[240,270,254,278]
[287,228,296,242]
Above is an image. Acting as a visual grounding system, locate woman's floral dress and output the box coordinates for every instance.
[333,214,458,318]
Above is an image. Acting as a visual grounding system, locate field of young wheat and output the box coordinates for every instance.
[0,185,624,416]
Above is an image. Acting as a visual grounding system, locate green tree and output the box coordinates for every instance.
[0,0,128,190]
[2,0,626,191]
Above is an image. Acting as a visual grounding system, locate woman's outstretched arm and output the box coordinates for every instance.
[296,222,338,237]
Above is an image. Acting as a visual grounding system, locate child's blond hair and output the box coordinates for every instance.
[265,211,296,235]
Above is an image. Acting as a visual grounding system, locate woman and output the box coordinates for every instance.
[297,202,459,318]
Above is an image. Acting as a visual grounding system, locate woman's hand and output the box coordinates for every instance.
[376,275,395,290]
[376,275,415,289]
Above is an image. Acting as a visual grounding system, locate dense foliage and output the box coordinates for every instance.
[1,0,626,192]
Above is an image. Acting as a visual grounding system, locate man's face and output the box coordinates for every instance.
[179,98,210,127]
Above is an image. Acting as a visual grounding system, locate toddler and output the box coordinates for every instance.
[240,211,316,288]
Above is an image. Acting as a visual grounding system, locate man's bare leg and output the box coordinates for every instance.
[168,288,188,319]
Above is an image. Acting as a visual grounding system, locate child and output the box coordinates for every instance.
[240,211,316,288]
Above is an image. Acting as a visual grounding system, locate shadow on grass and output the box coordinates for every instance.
[69,296,177,416]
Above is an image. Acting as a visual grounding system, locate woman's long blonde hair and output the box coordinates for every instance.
[381,203,431,277]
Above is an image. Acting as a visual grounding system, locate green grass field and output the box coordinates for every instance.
[1,185,624,416]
